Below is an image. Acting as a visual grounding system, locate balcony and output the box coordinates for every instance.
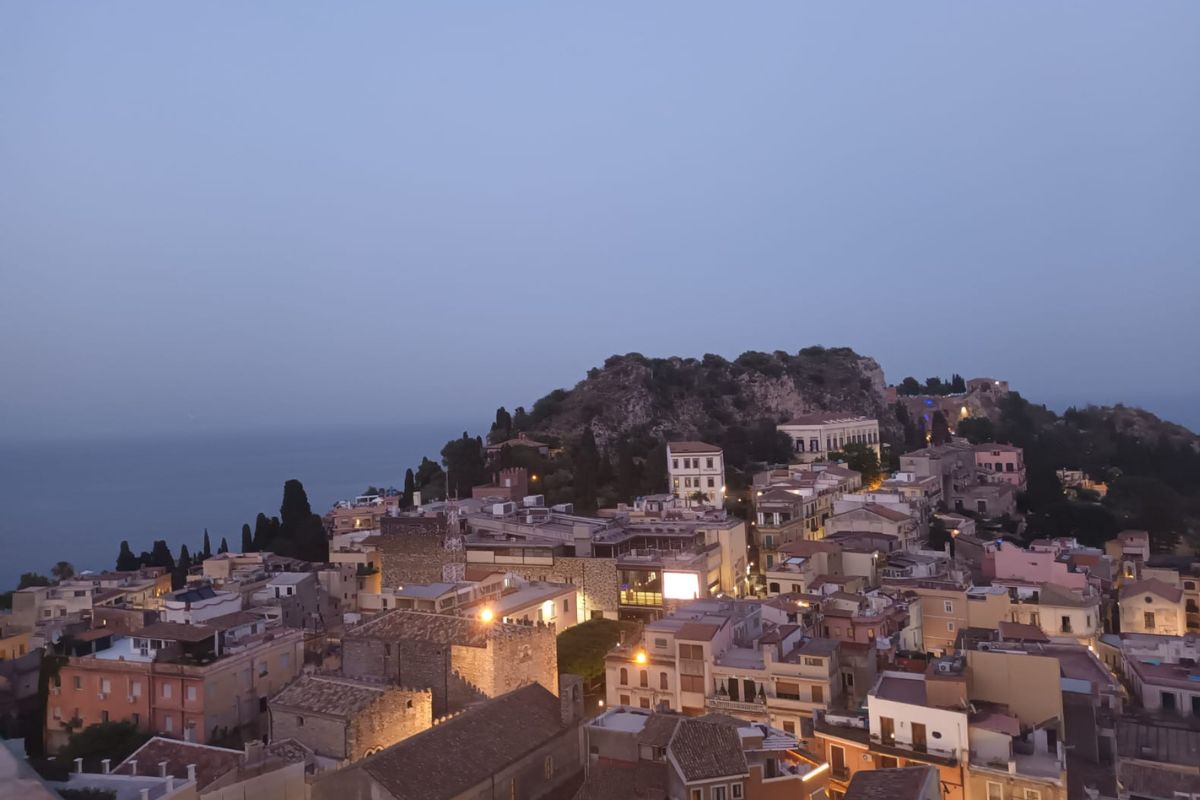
[706,695,767,714]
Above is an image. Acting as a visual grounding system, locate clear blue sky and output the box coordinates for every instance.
[2,2,1198,440]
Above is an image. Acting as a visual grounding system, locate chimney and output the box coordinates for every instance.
[187,764,197,783]
[159,761,169,777]
[573,524,593,558]
[244,739,265,765]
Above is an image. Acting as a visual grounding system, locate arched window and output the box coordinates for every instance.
[660,672,669,690]
[619,668,628,685]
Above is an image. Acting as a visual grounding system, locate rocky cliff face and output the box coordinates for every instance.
[523,347,894,451]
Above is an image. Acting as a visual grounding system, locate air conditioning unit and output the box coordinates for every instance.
[978,643,992,651]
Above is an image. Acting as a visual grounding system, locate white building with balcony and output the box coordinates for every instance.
[667,441,725,507]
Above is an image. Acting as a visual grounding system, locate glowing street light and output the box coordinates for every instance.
[479,608,495,623]
[634,650,648,665]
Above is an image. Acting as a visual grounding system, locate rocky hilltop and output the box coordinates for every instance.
[520,347,892,452]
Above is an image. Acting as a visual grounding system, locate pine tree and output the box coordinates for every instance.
[149,540,175,571]
[218,537,230,554]
[202,529,212,559]
[116,540,140,572]
[241,524,254,553]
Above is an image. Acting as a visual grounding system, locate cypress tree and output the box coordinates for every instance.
[116,540,140,572]
[219,536,230,554]
[202,529,212,559]
[280,479,313,534]
[149,540,175,571]
[241,524,254,553]
[402,468,416,508]
[172,544,191,590]
[573,426,600,511]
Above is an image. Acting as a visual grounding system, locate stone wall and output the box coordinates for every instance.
[501,557,619,619]
[342,618,558,716]
[349,687,432,760]
[270,706,350,761]
[377,516,463,587]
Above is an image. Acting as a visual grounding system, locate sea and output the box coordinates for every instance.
[0,423,462,591]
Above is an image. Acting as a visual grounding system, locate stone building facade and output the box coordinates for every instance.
[342,610,558,717]
[269,675,432,763]
[377,516,464,587]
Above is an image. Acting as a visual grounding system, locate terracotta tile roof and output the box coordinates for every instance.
[134,621,218,643]
[674,622,721,642]
[205,611,263,631]
[346,609,515,648]
[858,504,912,522]
[637,714,682,748]
[997,621,1050,643]
[270,675,395,718]
[576,760,668,800]
[350,684,567,800]
[845,765,935,800]
[667,441,722,454]
[114,737,242,790]
[668,719,747,782]
[1119,578,1183,604]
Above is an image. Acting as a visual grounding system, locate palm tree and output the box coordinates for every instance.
[51,561,75,582]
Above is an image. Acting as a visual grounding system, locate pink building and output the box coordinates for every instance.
[974,444,1026,489]
[984,542,1088,591]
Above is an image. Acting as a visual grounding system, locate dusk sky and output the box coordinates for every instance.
[3,2,1199,441]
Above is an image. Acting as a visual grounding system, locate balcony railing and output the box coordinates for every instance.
[707,695,767,714]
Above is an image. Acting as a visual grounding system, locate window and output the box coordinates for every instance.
[691,791,703,800]
[943,600,954,613]
[131,681,142,697]
[619,667,628,685]
[640,670,648,688]
[655,638,668,649]
[681,675,705,692]
[639,697,651,709]
[1061,616,1072,633]
[707,458,714,469]
[782,720,796,734]
[1023,790,1041,800]
[776,681,800,700]
[947,621,956,631]
[660,672,669,690]
[878,756,898,769]
[544,755,554,780]
[164,715,174,733]
[803,657,824,667]
[162,683,172,699]
[811,685,824,703]
[186,686,197,701]
[100,710,108,723]
[986,781,1003,800]
[100,678,111,694]
[73,676,81,690]
[731,784,743,799]
[712,787,727,800]
[53,706,61,720]
[563,598,569,612]
[707,477,715,488]
[1145,612,1157,630]
[620,694,630,705]
[679,644,704,660]
[673,459,680,469]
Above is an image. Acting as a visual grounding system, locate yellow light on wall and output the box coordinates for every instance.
[634,650,647,665]
[479,608,494,623]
